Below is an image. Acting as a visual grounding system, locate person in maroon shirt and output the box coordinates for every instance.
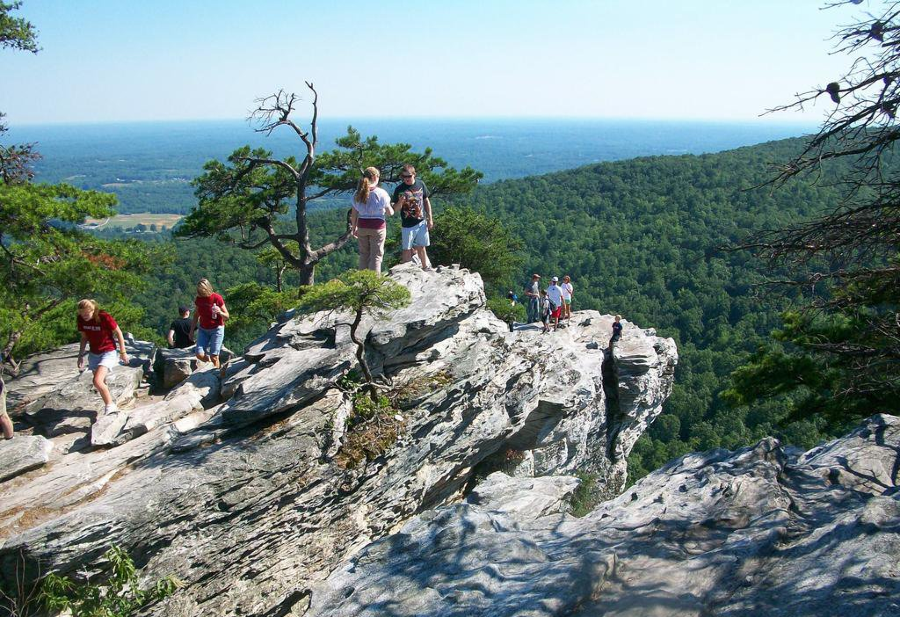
[190,278,230,368]
[76,299,129,414]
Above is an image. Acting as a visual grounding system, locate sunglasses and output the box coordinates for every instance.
[401,174,414,179]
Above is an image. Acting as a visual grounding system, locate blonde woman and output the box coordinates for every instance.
[76,299,129,413]
[190,278,230,368]
[350,167,394,273]
[561,275,574,320]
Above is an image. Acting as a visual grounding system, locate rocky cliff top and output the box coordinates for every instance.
[0,263,677,616]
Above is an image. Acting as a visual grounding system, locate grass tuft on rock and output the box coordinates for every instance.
[336,393,404,470]
[569,471,600,518]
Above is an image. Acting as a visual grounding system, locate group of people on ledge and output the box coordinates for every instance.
[509,273,623,342]
[350,164,434,273]
[518,273,575,333]
[3,277,231,440]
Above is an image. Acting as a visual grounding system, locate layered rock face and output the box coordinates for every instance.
[309,414,900,617]
[0,263,676,616]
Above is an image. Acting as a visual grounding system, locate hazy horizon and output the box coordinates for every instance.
[7,116,820,129]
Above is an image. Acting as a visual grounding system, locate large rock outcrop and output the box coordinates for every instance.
[308,414,900,617]
[0,263,676,616]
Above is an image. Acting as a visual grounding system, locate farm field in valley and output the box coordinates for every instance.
[83,213,182,231]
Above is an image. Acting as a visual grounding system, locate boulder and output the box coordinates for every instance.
[90,411,129,447]
[155,347,235,391]
[156,348,195,390]
[466,471,580,520]
[122,368,221,439]
[0,436,53,482]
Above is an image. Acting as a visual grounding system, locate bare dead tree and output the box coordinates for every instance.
[238,82,353,286]
[182,81,481,287]
[754,1,900,276]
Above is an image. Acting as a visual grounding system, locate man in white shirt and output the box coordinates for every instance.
[547,277,564,330]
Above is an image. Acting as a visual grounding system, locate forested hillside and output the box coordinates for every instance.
[125,136,859,479]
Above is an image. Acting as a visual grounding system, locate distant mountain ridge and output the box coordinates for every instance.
[7,119,814,215]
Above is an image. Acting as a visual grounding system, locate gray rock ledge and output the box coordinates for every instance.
[308,414,900,617]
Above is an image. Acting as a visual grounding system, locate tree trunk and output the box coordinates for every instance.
[348,307,378,402]
[276,264,286,293]
[2,330,23,377]
[298,262,316,287]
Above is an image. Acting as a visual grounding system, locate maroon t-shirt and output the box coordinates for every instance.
[77,311,118,354]
[195,293,225,329]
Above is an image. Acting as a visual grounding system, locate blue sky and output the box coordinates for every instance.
[1,0,863,124]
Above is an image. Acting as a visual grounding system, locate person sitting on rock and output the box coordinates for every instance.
[190,278,229,368]
[76,299,129,414]
[611,315,623,345]
[0,378,13,439]
[167,305,194,349]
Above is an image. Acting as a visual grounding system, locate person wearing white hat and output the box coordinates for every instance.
[547,276,564,330]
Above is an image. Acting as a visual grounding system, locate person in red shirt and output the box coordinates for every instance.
[190,278,230,368]
[76,299,129,414]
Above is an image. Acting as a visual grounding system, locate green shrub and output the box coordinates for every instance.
[336,392,403,469]
[569,471,600,518]
[41,546,178,617]
[487,297,526,325]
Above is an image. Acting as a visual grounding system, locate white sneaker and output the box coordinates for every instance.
[104,403,118,414]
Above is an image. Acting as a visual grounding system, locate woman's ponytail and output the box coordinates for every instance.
[353,167,380,204]
[354,177,371,205]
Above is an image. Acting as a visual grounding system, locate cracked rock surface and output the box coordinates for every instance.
[308,414,900,617]
[0,263,676,616]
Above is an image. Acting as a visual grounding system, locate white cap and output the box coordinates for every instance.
[551,276,559,282]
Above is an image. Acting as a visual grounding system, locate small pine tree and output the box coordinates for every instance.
[300,270,411,401]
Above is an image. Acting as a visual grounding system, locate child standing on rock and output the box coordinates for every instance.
[540,290,552,333]
[76,299,129,413]
[191,278,229,368]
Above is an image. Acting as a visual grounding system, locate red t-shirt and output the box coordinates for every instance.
[195,293,225,329]
[77,311,118,354]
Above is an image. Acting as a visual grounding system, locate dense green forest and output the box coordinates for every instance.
[111,136,862,480]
